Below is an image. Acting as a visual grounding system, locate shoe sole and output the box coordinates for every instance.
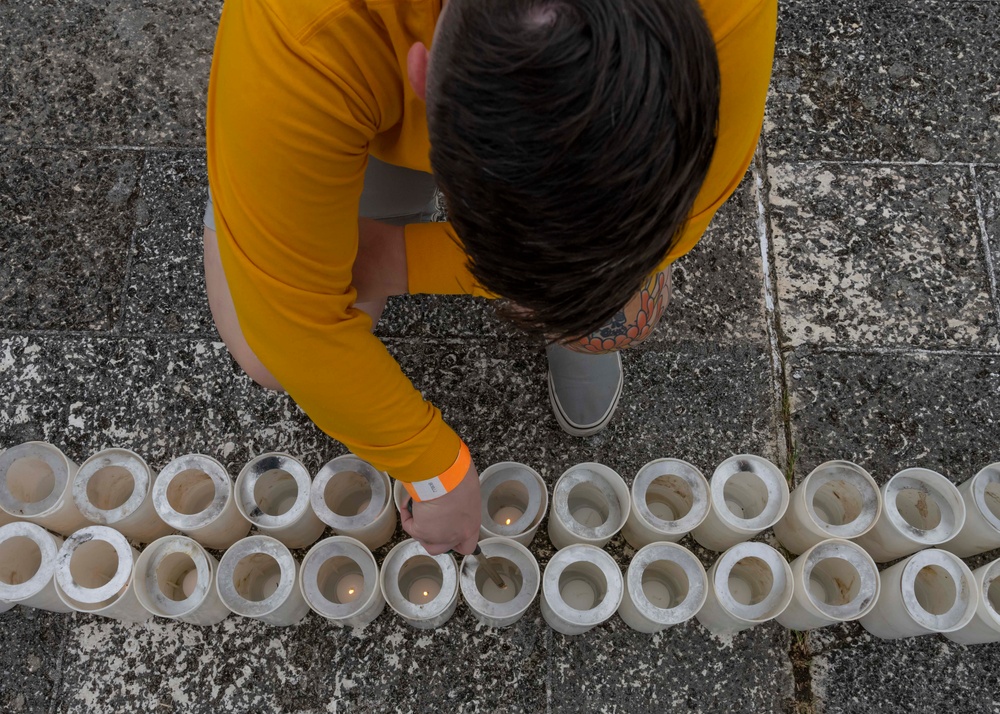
[546,353,624,437]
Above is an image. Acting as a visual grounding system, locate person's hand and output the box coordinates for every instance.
[399,461,481,555]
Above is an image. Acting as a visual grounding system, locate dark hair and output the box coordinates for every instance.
[427,0,720,340]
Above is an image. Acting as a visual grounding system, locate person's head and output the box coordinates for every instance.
[411,0,720,341]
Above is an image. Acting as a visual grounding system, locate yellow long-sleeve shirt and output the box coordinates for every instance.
[206,0,777,483]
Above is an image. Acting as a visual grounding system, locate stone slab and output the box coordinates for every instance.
[550,618,793,714]
[121,151,216,337]
[0,609,66,714]
[767,0,1000,163]
[785,348,1000,485]
[769,163,998,350]
[0,0,217,147]
[808,623,1000,714]
[0,149,142,331]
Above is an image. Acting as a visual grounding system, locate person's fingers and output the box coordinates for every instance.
[453,532,479,555]
[417,540,455,556]
[399,498,414,528]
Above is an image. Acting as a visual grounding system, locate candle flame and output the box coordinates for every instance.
[348,588,355,595]
[423,591,429,597]
[504,517,512,525]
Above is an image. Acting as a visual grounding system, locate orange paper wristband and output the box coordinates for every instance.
[403,441,471,502]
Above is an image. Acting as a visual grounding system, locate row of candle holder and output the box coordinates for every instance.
[2,518,998,643]
[1,442,1000,640]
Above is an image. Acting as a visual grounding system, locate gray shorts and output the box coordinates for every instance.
[204,156,440,231]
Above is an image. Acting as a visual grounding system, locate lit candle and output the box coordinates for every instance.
[336,573,365,604]
[493,506,524,527]
[572,506,605,528]
[181,569,199,598]
[407,577,441,605]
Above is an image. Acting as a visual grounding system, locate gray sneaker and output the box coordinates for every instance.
[546,344,624,437]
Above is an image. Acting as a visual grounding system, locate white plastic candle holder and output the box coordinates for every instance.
[54,525,151,623]
[380,539,459,629]
[548,463,630,550]
[773,461,882,555]
[941,464,1000,557]
[216,535,309,626]
[618,542,707,633]
[0,442,89,535]
[153,454,250,550]
[691,455,789,552]
[859,548,976,639]
[0,522,71,612]
[621,459,710,550]
[775,539,880,631]
[133,535,230,626]
[235,453,325,549]
[944,558,1000,645]
[479,462,548,547]
[540,543,623,635]
[300,536,385,628]
[696,542,794,635]
[73,448,174,544]
[854,468,965,563]
[310,456,396,551]
[460,537,539,628]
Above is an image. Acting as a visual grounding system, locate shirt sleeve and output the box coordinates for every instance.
[207,0,460,482]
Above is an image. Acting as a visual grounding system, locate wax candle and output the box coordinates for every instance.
[493,506,524,527]
[407,577,440,605]
[336,573,365,604]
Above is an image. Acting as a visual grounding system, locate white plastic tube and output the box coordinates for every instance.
[54,526,151,623]
[380,539,459,629]
[775,539,880,631]
[854,468,965,562]
[310,456,396,551]
[153,454,251,550]
[133,535,230,626]
[944,558,1000,644]
[695,542,794,635]
[300,536,385,628]
[73,448,174,544]
[479,462,549,547]
[859,548,976,639]
[0,522,71,612]
[460,537,539,628]
[773,461,882,555]
[691,455,789,552]
[0,442,89,535]
[216,535,310,626]
[622,459,710,550]
[548,463,630,550]
[618,542,707,633]
[540,544,623,636]
[235,453,325,549]
[941,464,1000,557]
